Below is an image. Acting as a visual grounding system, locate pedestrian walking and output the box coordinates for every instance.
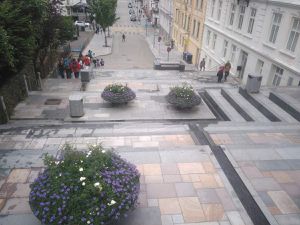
[71,58,80,79]
[58,58,65,79]
[217,66,224,83]
[96,58,100,67]
[100,58,104,67]
[200,58,206,71]
[224,61,231,81]
[122,33,126,42]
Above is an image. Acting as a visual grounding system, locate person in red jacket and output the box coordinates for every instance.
[71,58,80,78]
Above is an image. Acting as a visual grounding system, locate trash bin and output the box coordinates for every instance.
[69,95,84,117]
[183,52,188,61]
[245,74,262,93]
[186,53,193,64]
[81,68,90,82]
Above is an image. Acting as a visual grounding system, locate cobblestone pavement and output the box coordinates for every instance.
[0,122,253,225]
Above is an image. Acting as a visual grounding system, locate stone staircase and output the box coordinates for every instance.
[203,86,300,124]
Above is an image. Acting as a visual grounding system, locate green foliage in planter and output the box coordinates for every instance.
[104,83,127,94]
[29,144,140,225]
[166,83,201,109]
[101,83,136,104]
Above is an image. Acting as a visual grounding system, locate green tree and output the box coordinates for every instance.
[0,0,38,84]
[90,0,119,46]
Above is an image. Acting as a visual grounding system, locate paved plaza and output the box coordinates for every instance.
[0,0,300,225]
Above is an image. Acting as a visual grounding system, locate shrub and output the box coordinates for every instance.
[166,83,201,109]
[29,144,140,225]
[101,83,136,104]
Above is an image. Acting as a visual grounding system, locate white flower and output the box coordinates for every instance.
[59,173,62,177]
[55,161,60,165]
[108,200,116,206]
[80,160,83,163]
[82,182,86,186]
[80,177,86,181]
[87,221,90,224]
[94,182,100,187]
[79,167,83,172]
[101,150,106,153]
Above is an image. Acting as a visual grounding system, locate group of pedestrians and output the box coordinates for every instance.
[57,50,104,79]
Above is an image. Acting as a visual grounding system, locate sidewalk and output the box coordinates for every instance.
[143,26,197,71]
[82,32,113,57]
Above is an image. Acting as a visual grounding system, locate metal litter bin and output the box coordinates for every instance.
[81,68,90,82]
[245,74,262,93]
[69,95,84,117]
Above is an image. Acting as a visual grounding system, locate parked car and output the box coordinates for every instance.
[130,14,137,21]
[128,3,132,8]
[74,21,90,27]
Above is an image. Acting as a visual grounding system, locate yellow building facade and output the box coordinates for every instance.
[172,0,207,66]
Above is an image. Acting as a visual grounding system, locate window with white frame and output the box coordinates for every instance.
[211,0,216,18]
[196,22,200,39]
[272,65,284,86]
[229,4,236,26]
[269,13,282,43]
[192,19,196,36]
[196,0,203,10]
[184,15,187,29]
[286,17,300,52]
[223,40,228,58]
[212,33,217,50]
[217,0,222,21]
[247,8,256,34]
[255,59,264,75]
[207,30,211,46]
[237,5,246,30]
[230,45,237,63]
[187,16,190,31]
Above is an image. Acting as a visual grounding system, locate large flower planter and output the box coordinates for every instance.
[101,85,136,104]
[166,89,201,109]
[29,144,140,225]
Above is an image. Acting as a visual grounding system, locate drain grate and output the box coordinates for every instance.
[44,99,62,105]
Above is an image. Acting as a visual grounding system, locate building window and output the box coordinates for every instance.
[207,30,211,46]
[230,45,237,63]
[187,16,190,31]
[237,5,246,30]
[269,13,282,43]
[192,19,196,36]
[229,4,236,26]
[272,65,284,86]
[181,12,184,27]
[217,0,222,21]
[247,8,256,34]
[212,34,217,50]
[286,17,300,52]
[287,77,293,86]
[255,59,264,75]
[196,0,203,10]
[184,15,187,29]
[223,40,228,57]
[211,0,216,18]
[196,22,200,39]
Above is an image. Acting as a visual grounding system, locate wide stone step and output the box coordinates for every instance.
[221,88,270,122]
[204,89,246,122]
[269,91,300,121]
[240,89,298,123]
[204,121,300,133]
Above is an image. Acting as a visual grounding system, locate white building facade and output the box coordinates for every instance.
[201,0,300,86]
[158,0,173,41]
